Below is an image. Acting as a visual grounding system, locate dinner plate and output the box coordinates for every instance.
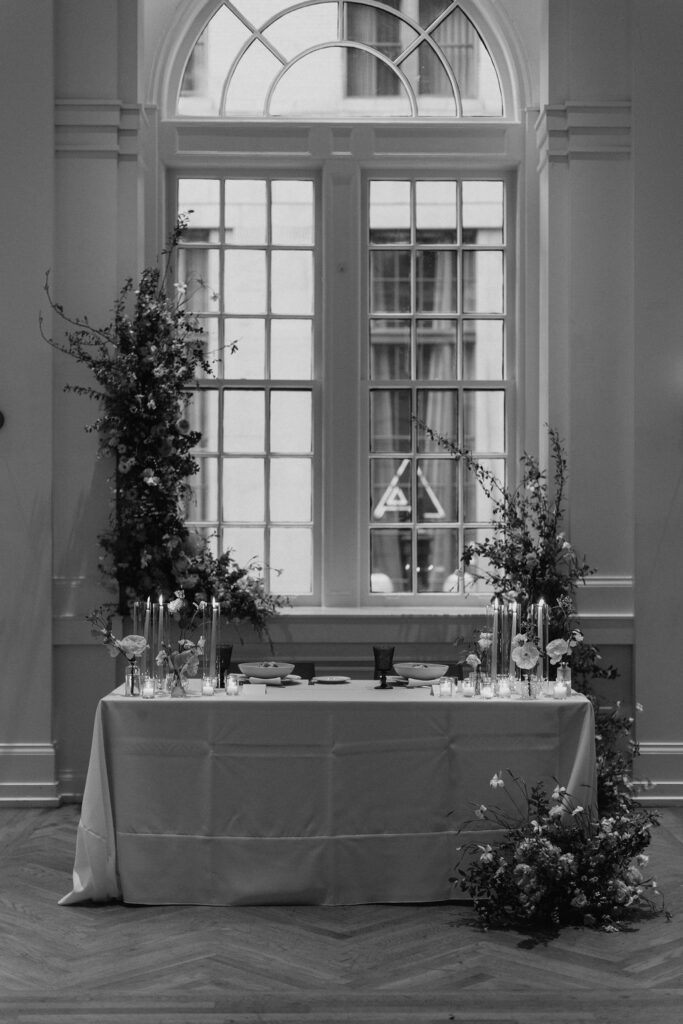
[312,675,351,684]
[262,675,301,687]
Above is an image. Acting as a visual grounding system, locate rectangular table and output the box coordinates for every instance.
[60,680,596,907]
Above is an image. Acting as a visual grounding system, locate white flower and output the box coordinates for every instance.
[475,804,487,819]
[546,638,569,665]
[478,844,494,864]
[549,805,564,818]
[489,772,505,789]
[511,642,540,671]
[115,634,148,660]
[466,653,481,668]
[571,805,584,816]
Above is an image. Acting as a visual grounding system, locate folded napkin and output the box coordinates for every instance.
[246,681,268,696]
[408,678,431,687]
[249,676,280,686]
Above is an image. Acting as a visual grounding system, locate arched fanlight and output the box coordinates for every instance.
[177,1,503,119]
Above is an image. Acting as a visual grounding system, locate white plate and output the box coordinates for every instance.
[312,676,351,684]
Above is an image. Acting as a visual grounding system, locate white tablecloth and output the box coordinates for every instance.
[60,681,596,907]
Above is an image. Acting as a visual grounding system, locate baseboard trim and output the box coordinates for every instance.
[635,742,683,805]
[0,742,59,806]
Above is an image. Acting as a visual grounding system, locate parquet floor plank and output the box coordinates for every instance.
[0,804,682,1023]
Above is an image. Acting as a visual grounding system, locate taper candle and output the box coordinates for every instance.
[508,601,517,675]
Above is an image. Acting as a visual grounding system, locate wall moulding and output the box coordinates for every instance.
[55,99,140,157]
[536,102,631,168]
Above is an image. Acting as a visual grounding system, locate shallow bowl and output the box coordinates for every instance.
[239,661,295,680]
[393,662,449,681]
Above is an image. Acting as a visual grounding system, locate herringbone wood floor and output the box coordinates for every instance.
[0,805,681,1024]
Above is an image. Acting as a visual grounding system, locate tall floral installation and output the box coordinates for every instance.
[42,217,285,670]
[423,422,663,932]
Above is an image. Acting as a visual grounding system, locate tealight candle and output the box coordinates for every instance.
[439,679,452,697]
[141,681,155,700]
[481,684,494,699]
[497,679,511,698]
[462,681,475,698]
[202,681,215,696]
[553,682,567,700]
[226,676,240,696]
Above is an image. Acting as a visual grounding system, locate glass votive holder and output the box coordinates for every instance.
[553,681,568,700]
[141,678,155,699]
[480,683,494,699]
[496,677,511,698]
[461,680,475,698]
[439,678,453,697]
[225,674,241,696]
[201,678,216,696]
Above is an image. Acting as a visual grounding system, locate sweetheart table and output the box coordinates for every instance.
[60,680,596,907]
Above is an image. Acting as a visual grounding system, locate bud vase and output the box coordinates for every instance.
[125,660,141,696]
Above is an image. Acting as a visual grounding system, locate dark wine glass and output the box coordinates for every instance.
[373,645,395,690]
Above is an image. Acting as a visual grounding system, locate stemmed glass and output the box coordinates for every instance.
[373,645,395,690]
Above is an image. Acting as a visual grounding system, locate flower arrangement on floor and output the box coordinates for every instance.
[454,770,666,933]
[42,217,284,639]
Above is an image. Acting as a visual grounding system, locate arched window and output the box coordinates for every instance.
[165,1,520,606]
[176,1,504,118]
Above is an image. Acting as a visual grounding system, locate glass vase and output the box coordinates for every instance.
[556,664,572,696]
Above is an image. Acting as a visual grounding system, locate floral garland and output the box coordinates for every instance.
[42,218,285,636]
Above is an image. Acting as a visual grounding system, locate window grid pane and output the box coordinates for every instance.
[368,177,507,596]
[181,177,316,597]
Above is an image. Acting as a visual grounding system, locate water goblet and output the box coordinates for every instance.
[373,645,395,690]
